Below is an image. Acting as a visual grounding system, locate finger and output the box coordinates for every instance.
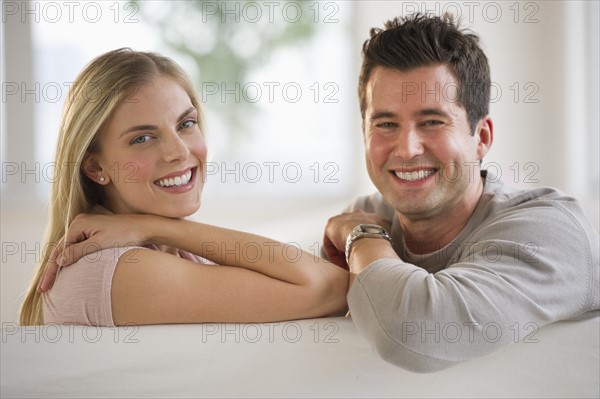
[38,252,62,292]
[324,244,348,270]
[38,237,100,292]
[63,225,90,248]
[322,234,339,254]
[38,254,60,293]
[37,239,65,293]
[58,239,103,267]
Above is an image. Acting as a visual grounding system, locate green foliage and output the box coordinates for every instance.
[138,1,318,149]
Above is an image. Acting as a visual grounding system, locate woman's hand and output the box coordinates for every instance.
[37,212,155,292]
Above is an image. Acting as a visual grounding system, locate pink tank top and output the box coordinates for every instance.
[42,245,211,326]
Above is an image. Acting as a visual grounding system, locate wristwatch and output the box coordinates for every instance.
[345,224,392,265]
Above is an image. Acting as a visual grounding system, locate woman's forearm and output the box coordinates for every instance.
[42,211,348,295]
[145,216,348,288]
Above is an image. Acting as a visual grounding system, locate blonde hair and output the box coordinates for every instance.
[19,48,203,325]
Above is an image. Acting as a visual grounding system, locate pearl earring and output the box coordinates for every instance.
[99,176,105,183]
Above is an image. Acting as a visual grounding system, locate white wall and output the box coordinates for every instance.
[2,1,598,324]
[352,1,599,224]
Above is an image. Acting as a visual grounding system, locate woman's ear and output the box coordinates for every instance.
[475,116,494,161]
[82,152,109,185]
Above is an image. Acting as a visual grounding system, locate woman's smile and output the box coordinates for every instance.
[154,166,197,192]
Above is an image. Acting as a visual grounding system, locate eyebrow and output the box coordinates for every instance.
[416,108,451,118]
[369,111,396,122]
[369,108,450,122]
[119,107,197,137]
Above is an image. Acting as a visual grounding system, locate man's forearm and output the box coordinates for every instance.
[347,238,401,288]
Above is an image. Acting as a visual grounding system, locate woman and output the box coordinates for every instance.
[20,48,348,326]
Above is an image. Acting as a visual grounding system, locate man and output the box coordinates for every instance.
[323,13,599,373]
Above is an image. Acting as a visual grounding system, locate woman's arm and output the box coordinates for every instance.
[112,247,345,324]
[155,217,352,288]
[39,213,349,323]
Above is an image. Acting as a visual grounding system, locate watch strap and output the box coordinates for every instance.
[345,224,392,265]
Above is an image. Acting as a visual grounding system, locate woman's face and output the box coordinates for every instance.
[90,76,207,218]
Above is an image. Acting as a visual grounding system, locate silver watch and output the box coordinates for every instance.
[345,224,392,265]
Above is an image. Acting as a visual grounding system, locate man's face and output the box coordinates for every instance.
[363,64,491,221]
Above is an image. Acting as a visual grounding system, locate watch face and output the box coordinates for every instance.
[361,224,385,234]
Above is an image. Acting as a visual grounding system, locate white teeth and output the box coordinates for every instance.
[157,170,192,187]
[394,169,435,181]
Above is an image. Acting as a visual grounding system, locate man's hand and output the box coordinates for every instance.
[37,212,153,293]
[323,210,390,269]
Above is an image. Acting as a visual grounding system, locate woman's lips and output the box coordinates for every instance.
[154,167,196,191]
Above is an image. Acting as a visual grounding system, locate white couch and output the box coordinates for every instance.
[2,315,598,398]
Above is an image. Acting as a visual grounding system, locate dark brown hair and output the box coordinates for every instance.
[358,13,490,133]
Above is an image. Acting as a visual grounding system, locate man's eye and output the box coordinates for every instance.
[180,119,197,129]
[376,122,397,129]
[422,120,444,127]
[131,135,151,145]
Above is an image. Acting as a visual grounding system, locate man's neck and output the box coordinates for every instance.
[398,178,485,254]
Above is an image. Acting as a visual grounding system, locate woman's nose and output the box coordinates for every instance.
[162,132,190,162]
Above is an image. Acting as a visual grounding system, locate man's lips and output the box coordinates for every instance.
[392,169,437,181]
[390,167,438,182]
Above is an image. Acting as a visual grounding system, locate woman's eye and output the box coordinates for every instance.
[180,119,197,129]
[130,135,151,145]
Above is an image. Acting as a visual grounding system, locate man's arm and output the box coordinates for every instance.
[326,200,599,373]
[320,192,395,262]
